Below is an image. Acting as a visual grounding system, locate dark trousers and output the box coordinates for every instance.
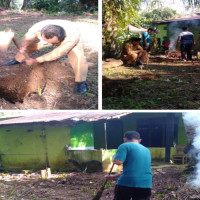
[180,43,193,60]
[114,185,151,200]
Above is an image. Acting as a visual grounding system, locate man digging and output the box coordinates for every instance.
[3,20,88,95]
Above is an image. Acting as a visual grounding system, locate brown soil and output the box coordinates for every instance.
[0,166,199,200]
[0,11,98,110]
[102,55,200,109]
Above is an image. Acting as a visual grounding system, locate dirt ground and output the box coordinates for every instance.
[103,55,200,109]
[0,166,199,200]
[0,11,98,110]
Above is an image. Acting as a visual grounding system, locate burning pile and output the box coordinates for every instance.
[165,50,181,59]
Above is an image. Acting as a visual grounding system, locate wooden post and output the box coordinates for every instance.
[104,122,107,149]
[165,114,175,162]
[41,168,51,179]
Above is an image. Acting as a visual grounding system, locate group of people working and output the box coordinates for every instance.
[121,26,199,66]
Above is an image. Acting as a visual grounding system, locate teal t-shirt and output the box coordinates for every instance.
[143,32,151,45]
[115,142,152,188]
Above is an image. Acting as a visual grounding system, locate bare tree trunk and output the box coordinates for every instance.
[22,0,29,9]
[5,0,11,9]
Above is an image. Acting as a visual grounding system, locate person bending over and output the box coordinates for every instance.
[3,20,88,95]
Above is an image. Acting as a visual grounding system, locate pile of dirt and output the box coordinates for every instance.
[0,11,98,109]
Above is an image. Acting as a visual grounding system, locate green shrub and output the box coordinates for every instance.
[29,0,98,14]
[29,0,59,12]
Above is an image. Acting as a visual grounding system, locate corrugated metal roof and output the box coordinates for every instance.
[0,111,131,125]
[155,15,200,24]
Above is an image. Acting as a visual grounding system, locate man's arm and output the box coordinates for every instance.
[36,31,79,63]
[113,159,123,165]
[105,172,122,180]
[20,32,37,52]
[105,159,123,180]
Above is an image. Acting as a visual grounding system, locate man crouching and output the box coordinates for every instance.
[3,20,88,95]
[121,37,148,68]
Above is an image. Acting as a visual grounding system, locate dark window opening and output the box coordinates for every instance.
[136,117,178,147]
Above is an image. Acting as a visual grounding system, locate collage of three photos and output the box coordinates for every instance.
[0,0,200,199]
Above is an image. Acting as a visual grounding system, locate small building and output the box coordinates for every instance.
[154,14,200,51]
[0,112,188,172]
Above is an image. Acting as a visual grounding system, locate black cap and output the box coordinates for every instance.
[124,131,140,140]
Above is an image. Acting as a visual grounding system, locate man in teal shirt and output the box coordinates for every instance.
[143,28,154,52]
[106,131,152,200]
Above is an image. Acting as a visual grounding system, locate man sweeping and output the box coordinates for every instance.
[106,131,152,200]
[3,20,88,95]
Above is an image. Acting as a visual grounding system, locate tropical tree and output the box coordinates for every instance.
[102,0,141,58]
[143,7,177,21]
[140,0,164,11]
[182,0,200,8]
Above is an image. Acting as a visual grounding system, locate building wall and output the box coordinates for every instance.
[0,125,70,170]
[122,113,187,146]
[157,24,168,44]
[93,119,106,149]
[70,121,94,149]
[157,20,200,52]
[93,113,187,149]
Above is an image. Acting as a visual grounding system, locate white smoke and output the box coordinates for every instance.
[168,22,182,51]
[183,112,200,188]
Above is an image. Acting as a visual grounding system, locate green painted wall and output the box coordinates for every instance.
[149,147,176,161]
[70,121,94,149]
[93,120,106,149]
[45,126,70,170]
[0,125,70,170]
[177,117,188,145]
[157,24,168,44]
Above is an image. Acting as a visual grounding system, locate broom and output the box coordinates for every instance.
[92,163,115,200]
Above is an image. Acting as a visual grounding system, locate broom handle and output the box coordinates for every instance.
[101,163,115,189]
[12,37,30,59]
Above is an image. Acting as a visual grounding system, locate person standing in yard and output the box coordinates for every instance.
[121,37,148,67]
[177,27,195,61]
[3,20,88,95]
[142,28,154,52]
[106,131,152,200]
